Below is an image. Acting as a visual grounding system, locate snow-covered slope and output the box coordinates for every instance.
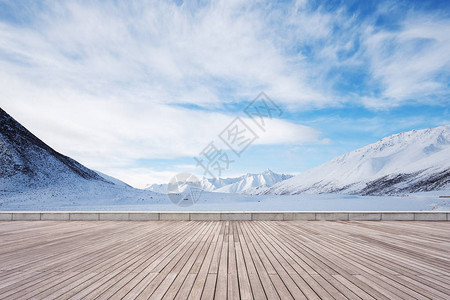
[95,171,131,188]
[0,107,124,191]
[266,125,450,195]
[0,108,165,209]
[145,169,292,194]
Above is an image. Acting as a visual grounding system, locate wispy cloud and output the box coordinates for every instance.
[0,1,327,107]
[0,0,448,186]
[363,15,450,105]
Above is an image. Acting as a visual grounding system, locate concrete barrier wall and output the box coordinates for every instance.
[0,212,448,221]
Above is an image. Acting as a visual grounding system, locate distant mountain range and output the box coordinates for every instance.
[145,169,293,194]
[264,125,450,195]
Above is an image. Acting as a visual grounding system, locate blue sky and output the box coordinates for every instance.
[0,0,449,187]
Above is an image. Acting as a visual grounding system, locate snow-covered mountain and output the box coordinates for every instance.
[0,108,165,209]
[214,169,293,193]
[265,125,450,196]
[145,169,292,194]
[0,107,126,191]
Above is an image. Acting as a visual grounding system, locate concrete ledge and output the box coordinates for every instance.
[414,213,447,221]
[348,213,381,221]
[190,213,221,221]
[160,213,190,221]
[0,213,12,221]
[316,213,349,221]
[129,213,159,221]
[99,213,129,221]
[252,213,284,221]
[1,212,449,221]
[382,213,414,221]
[12,213,41,221]
[221,213,252,221]
[70,213,99,221]
[283,213,316,221]
[41,213,70,221]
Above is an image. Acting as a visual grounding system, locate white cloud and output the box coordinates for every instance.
[0,0,448,186]
[363,15,450,104]
[1,1,447,110]
[1,79,322,180]
[0,1,332,110]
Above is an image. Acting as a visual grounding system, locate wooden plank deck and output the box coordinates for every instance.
[0,221,449,299]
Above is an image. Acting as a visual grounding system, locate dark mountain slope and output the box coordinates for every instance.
[0,107,107,190]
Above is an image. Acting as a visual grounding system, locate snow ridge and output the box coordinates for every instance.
[265,125,450,195]
[0,107,111,191]
[145,169,293,194]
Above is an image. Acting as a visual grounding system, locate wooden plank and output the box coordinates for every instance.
[244,222,309,300]
[187,222,223,300]
[200,273,216,300]
[239,222,280,300]
[162,223,219,300]
[258,222,387,299]
[236,222,266,300]
[227,223,240,300]
[213,221,228,300]
[0,220,448,300]
[61,222,197,299]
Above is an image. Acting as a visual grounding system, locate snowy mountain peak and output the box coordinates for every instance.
[266,125,450,195]
[262,168,275,175]
[369,125,450,152]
